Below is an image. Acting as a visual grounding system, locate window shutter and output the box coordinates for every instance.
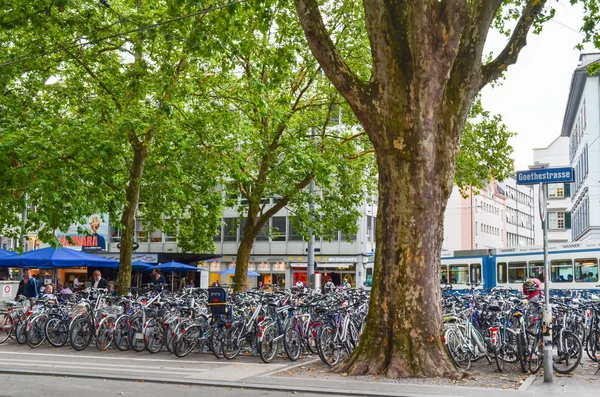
[564,183,571,198]
[565,212,572,229]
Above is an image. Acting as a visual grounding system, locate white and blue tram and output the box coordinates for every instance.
[365,242,600,291]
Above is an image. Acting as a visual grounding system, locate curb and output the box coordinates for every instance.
[517,373,536,391]
[0,368,411,397]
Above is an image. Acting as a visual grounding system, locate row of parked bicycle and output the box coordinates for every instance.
[443,287,600,374]
[0,285,369,367]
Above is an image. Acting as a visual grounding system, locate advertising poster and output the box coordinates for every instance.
[58,214,109,252]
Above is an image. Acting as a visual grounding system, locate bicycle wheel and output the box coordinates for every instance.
[96,317,115,351]
[501,328,519,364]
[129,316,145,352]
[445,328,471,371]
[16,316,28,345]
[209,321,226,359]
[26,314,47,348]
[70,317,93,351]
[494,332,505,372]
[222,321,244,360]
[174,324,200,358]
[113,315,130,351]
[259,324,279,363]
[528,336,543,375]
[585,329,600,362]
[0,312,14,344]
[145,318,165,354]
[306,320,319,355]
[516,331,528,373]
[317,325,341,367]
[283,317,302,361]
[552,331,582,374]
[45,317,68,347]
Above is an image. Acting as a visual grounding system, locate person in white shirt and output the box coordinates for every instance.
[73,277,80,291]
[295,280,304,289]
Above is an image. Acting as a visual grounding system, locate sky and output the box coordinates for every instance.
[480,2,596,171]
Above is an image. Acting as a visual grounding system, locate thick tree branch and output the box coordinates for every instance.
[294,0,366,110]
[480,0,547,89]
[346,148,375,159]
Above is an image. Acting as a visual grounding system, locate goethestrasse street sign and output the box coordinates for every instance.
[516,167,574,185]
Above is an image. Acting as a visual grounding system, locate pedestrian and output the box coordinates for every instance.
[42,284,57,302]
[324,278,334,293]
[60,283,73,295]
[343,278,351,289]
[211,280,220,287]
[73,276,80,291]
[15,268,39,299]
[92,270,109,289]
[295,279,304,289]
[151,268,166,285]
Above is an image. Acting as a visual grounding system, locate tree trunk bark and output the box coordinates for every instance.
[232,231,255,292]
[117,144,149,295]
[341,140,458,378]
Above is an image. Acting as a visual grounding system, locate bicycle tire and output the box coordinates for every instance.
[317,325,341,367]
[129,316,145,352]
[445,328,471,371]
[45,316,68,347]
[528,336,543,375]
[16,317,28,345]
[222,321,244,360]
[96,317,115,351]
[209,321,226,359]
[174,324,200,358]
[70,317,93,351]
[516,331,528,373]
[0,312,14,344]
[494,337,505,372]
[283,317,302,361]
[113,315,130,351]
[552,331,582,374]
[258,324,279,363]
[585,329,600,362]
[26,314,47,348]
[145,318,165,354]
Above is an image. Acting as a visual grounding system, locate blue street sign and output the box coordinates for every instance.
[516,167,574,185]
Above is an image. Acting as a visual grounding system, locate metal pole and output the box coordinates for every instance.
[307,177,315,290]
[540,183,553,383]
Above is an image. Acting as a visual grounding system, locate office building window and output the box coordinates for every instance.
[223,217,237,242]
[271,217,286,242]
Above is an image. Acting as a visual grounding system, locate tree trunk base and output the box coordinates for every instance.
[337,347,461,379]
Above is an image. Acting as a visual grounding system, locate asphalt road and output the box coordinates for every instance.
[0,374,326,397]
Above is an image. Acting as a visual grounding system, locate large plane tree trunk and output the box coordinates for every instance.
[295,0,546,377]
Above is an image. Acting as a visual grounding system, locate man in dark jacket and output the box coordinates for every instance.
[92,270,109,289]
[15,268,39,299]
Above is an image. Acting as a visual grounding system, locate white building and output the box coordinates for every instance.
[562,52,600,241]
[442,178,534,251]
[532,136,573,244]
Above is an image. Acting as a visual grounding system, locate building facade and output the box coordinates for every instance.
[562,53,600,242]
[442,178,535,251]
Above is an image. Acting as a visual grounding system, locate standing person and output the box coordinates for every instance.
[73,276,80,291]
[324,278,335,293]
[295,279,304,289]
[92,270,109,289]
[15,268,39,299]
[211,280,220,287]
[342,278,351,289]
[151,268,166,285]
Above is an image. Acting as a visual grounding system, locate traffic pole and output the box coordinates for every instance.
[540,183,553,383]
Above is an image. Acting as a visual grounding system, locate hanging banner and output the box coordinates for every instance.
[58,214,109,252]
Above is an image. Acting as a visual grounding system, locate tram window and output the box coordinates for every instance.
[365,267,373,288]
[497,262,507,284]
[470,263,482,285]
[528,261,545,282]
[575,259,599,283]
[508,262,526,283]
[440,265,448,284]
[551,259,573,282]
[449,264,468,284]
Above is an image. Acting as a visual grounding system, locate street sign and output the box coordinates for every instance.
[516,167,574,185]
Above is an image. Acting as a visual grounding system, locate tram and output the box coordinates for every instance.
[364,242,600,291]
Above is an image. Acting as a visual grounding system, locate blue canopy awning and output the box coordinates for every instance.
[154,261,205,272]
[0,247,119,269]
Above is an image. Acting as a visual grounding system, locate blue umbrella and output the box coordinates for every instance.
[11,247,118,269]
[154,261,205,272]
[131,261,154,271]
[153,261,205,292]
[0,249,24,268]
[218,267,260,277]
